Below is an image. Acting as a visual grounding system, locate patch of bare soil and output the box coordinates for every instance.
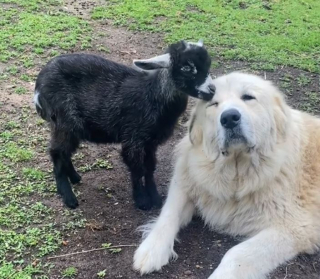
[1,10,319,279]
[62,0,105,19]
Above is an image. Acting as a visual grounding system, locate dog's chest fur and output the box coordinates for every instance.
[183,146,297,237]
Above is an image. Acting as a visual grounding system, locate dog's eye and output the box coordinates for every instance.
[207,102,218,108]
[241,94,255,101]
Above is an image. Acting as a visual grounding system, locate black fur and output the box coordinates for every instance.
[34,40,212,210]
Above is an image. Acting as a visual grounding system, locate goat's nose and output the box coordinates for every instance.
[208,84,216,94]
[220,109,241,129]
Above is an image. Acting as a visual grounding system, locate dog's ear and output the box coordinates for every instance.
[189,108,203,145]
[273,93,290,140]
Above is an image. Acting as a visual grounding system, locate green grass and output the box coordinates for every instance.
[97,269,107,278]
[0,105,86,278]
[1,0,61,11]
[0,0,92,74]
[297,74,311,86]
[0,9,91,59]
[14,86,28,95]
[22,167,46,181]
[62,267,78,278]
[0,261,46,279]
[0,142,34,162]
[299,91,320,114]
[78,158,113,173]
[20,74,33,82]
[92,0,320,72]
[0,7,94,273]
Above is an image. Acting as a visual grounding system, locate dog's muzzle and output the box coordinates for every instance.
[220,108,249,150]
[220,109,241,129]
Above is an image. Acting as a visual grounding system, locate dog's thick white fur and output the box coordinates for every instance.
[133,72,320,279]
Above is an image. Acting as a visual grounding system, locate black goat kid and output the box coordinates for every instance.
[34,40,215,210]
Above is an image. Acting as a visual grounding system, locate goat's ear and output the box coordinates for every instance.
[189,109,203,146]
[197,39,204,47]
[133,53,170,70]
[181,40,188,48]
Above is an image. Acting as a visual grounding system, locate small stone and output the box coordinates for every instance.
[184,270,192,275]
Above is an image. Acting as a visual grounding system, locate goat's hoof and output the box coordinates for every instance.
[63,193,79,209]
[151,195,163,209]
[57,188,63,196]
[69,173,81,184]
[148,192,162,209]
[135,196,153,211]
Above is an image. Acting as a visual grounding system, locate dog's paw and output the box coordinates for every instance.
[208,268,238,279]
[208,262,264,279]
[133,235,177,274]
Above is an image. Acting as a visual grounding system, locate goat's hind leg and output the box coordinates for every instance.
[50,130,80,209]
[66,155,81,184]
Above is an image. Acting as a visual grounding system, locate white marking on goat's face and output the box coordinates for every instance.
[185,39,204,50]
[196,75,214,94]
[33,91,42,109]
[133,53,171,71]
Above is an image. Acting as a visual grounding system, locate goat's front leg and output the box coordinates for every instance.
[209,228,299,279]
[133,173,195,274]
[121,145,152,210]
[50,130,79,209]
[144,145,162,208]
[50,148,79,209]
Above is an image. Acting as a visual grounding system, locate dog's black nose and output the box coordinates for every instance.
[220,109,241,129]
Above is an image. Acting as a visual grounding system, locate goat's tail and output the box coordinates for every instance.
[33,90,51,121]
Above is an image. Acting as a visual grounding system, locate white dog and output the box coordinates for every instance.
[133,72,320,279]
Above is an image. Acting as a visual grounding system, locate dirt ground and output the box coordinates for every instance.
[1,3,320,279]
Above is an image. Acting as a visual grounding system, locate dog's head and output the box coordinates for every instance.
[189,72,290,158]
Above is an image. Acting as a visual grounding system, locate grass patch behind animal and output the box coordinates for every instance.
[0,0,92,77]
[92,0,320,73]
[0,91,86,278]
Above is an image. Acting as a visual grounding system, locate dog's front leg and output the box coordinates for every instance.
[209,228,298,279]
[133,173,195,274]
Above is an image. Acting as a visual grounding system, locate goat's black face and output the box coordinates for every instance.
[132,39,215,101]
[168,40,215,101]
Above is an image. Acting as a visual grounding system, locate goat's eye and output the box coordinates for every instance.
[181,66,191,72]
[241,94,255,101]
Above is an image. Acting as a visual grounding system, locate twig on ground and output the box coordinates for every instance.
[312,262,317,272]
[283,263,294,279]
[47,244,137,260]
